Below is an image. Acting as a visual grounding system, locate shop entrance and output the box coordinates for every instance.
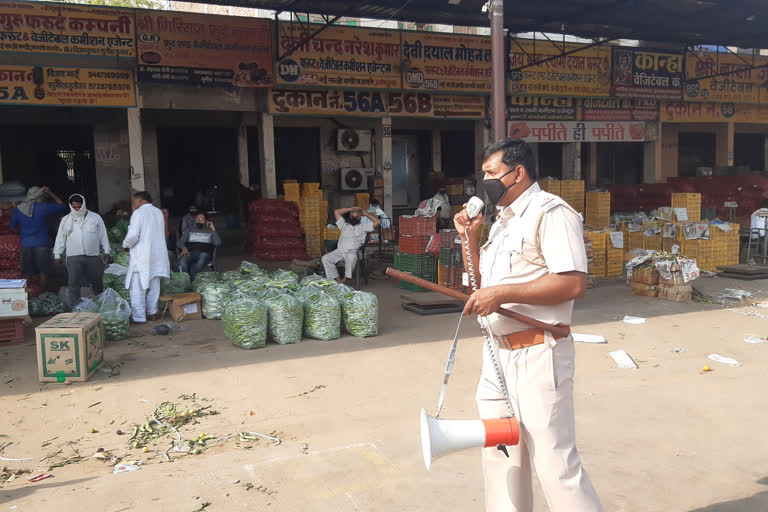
[157,126,238,216]
[537,143,563,179]
[678,132,716,177]
[0,124,97,209]
[734,133,765,172]
[273,127,321,191]
[441,130,475,179]
[596,142,643,185]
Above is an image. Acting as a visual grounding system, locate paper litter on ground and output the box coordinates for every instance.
[572,333,607,344]
[669,347,687,353]
[707,354,742,367]
[719,289,753,301]
[609,350,639,369]
[727,308,766,319]
[622,315,646,324]
[744,336,767,344]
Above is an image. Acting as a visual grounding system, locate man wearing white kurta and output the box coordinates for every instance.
[122,192,170,323]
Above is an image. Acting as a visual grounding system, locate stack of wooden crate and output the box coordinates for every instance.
[588,231,608,278]
[560,180,585,214]
[585,191,610,229]
[671,193,701,222]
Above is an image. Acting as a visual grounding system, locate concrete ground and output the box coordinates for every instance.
[2,273,768,512]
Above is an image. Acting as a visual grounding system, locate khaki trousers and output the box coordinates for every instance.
[476,337,602,512]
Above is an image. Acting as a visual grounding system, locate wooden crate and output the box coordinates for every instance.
[585,192,611,229]
[560,180,585,214]
[538,179,561,196]
[671,193,701,222]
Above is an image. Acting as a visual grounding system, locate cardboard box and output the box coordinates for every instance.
[0,287,28,318]
[36,313,103,382]
[159,292,202,322]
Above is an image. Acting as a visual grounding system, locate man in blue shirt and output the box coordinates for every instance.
[11,186,68,291]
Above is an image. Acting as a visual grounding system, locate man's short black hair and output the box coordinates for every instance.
[133,191,152,203]
[69,194,84,204]
[370,198,380,206]
[482,138,538,181]
[195,211,208,219]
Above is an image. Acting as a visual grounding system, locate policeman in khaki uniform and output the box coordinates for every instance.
[455,138,602,512]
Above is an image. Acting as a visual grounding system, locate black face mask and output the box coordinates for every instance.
[196,222,206,228]
[481,169,517,206]
[346,216,361,226]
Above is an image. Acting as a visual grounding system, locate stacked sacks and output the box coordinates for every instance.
[246,200,309,261]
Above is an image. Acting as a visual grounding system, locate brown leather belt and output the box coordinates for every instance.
[498,326,571,351]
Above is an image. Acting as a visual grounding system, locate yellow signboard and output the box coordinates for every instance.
[269,89,484,119]
[660,102,768,123]
[401,31,490,93]
[275,24,401,90]
[0,65,136,107]
[0,1,135,59]
[684,52,767,104]
[508,39,612,97]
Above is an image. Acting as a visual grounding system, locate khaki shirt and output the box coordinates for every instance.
[478,182,587,336]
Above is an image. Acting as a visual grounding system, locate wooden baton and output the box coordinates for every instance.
[387,267,570,339]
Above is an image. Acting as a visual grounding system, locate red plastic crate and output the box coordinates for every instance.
[439,229,459,248]
[0,318,24,345]
[399,216,437,237]
[399,234,430,254]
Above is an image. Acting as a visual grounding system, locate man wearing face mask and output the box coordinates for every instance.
[53,194,111,298]
[454,138,601,512]
[321,206,380,284]
[177,212,221,280]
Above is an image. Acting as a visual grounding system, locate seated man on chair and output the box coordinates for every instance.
[177,212,221,280]
[322,207,380,284]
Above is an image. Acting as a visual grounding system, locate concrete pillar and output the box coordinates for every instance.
[141,121,160,206]
[237,119,249,188]
[643,140,663,184]
[716,121,735,168]
[431,128,441,173]
[376,116,393,218]
[474,120,490,180]
[562,142,581,179]
[257,112,276,198]
[127,108,145,192]
[589,142,597,186]
[764,135,768,173]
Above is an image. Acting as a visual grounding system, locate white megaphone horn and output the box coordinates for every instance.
[420,408,519,471]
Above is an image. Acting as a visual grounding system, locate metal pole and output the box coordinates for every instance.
[490,0,505,142]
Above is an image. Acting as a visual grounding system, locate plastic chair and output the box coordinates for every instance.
[335,233,369,289]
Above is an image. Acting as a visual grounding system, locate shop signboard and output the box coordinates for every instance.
[269,89,485,119]
[509,120,651,142]
[684,52,766,104]
[508,39,612,97]
[507,96,577,120]
[0,1,135,60]
[661,102,768,123]
[276,24,401,90]
[136,11,272,87]
[582,97,658,121]
[0,65,136,107]
[400,31,491,93]
[611,47,683,100]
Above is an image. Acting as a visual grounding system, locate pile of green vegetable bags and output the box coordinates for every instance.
[73,288,132,341]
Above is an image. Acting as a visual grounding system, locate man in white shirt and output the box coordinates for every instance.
[53,194,111,298]
[122,191,170,323]
[321,206,380,284]
[433,186,452,228]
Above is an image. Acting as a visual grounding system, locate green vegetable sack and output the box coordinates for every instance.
[342,291,379,338]
[329,283,355,303]
[161,272,192,296]
[239,261,265,276]
[270,269,298,284]
[265,293,303,344]
[73,298,99,313]
[222,292,267,349]
[108,219,129,244]
[302,290,341,341]
[201,281,228,319]
[113,251,130,267]
[95,288,132,341]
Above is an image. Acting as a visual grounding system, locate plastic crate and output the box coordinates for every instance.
[394,252,437,275]
[439,247,463,267]
[399,234,430,254]
[0,317,24,345]
[399,270,437,292]
[440,229,459,248]
[399,216,437,237]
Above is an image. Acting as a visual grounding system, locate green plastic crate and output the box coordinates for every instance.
[397,270,437,292]
[439,248,463,267]
[394,252,437,275]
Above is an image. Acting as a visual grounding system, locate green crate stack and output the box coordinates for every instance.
[438,248,464,268]
[395,251,437,292]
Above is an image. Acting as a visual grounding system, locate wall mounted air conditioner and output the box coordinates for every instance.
[340,168,371,191]
[337,129,372,152]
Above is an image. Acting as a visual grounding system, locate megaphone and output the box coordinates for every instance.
[420,408,519,471]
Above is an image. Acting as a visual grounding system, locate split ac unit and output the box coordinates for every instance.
[340,168,371,191]
[337,129,372,152]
